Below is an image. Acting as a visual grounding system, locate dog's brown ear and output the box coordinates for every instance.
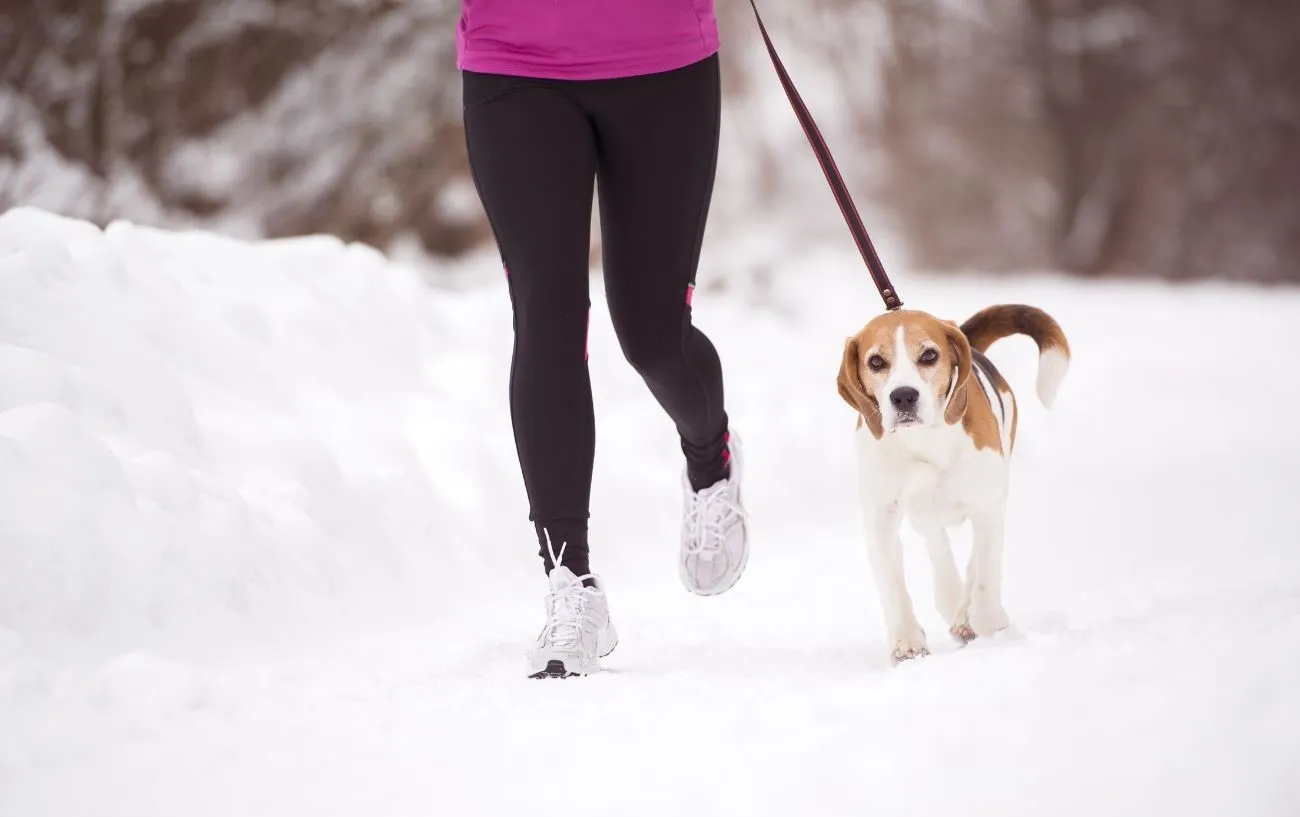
[941,320,974,425]
[837,335,883,439]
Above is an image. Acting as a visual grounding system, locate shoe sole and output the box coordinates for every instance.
[529,660,578,679]
[527,629,618,679]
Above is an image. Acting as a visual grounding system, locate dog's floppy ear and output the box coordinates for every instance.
[837,334,883,439]
[941,320,973,425]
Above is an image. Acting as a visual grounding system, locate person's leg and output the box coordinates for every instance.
[587,53,750,596]
[589,53,729,488]
[462,70,598,578]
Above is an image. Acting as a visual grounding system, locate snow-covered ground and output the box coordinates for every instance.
[1,206,1298,816]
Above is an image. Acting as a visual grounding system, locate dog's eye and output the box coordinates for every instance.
[918,348,939,365]
[867,354,887,372]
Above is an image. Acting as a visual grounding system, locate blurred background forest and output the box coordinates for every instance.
[2,0,1297,284]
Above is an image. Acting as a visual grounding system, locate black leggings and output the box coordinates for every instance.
[463,54,730,576]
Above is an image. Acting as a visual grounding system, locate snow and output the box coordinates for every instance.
[2,205,1299,816]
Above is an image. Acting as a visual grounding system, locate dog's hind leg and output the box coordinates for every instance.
[958,510,1011,638]
[916,521,965,640]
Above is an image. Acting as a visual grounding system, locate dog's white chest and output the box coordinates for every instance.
[856,424,1005,528]
[899,461,986,528]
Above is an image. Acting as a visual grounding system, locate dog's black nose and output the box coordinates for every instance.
[890,386,920,412]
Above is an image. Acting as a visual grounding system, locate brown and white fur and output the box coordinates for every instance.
[836,305,1070,663]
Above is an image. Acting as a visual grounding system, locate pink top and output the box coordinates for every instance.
[457,0,720,81]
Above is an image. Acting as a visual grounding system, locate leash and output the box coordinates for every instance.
[746,0,903,312]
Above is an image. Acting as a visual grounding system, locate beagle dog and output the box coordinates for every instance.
[836,305,1070,663]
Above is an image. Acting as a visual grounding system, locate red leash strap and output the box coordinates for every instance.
[747,0,903,312]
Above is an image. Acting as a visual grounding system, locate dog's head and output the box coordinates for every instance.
[836,309,972,438]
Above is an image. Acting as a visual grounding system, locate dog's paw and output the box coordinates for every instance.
[948,594,977,643]
[948,620,977,644]
[968,596,1010,637]
[889,627,930,664]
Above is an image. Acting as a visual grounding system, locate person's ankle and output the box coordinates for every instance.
[536,518,596,586]
[687,462,730,493]
[684,427,731,492]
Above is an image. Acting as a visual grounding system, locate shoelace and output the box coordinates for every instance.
[541,535,601,651]
[543,581,598,650]
[684,481,746,558]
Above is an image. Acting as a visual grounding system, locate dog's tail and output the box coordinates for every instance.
[961,305,1070,408]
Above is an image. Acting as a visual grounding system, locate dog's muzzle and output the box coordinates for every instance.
[889,386,921,427]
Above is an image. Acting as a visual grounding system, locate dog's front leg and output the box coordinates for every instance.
[863,499,928,663]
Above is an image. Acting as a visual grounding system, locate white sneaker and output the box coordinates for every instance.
[679,429,750,596]
[527,564,618,679]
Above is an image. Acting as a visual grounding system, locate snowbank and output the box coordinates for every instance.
[0,206,530,663]
[2,207,1299,817]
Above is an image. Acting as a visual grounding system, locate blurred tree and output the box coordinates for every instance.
[0,0,485,256]
[3,0,1296,283]
[812,0,1300,282]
